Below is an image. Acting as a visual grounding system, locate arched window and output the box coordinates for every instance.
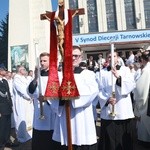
[144,0,150,28]
[105,0,117,31]
[124,0,136,29]
[69,0,79,34]
[87,0,98,32]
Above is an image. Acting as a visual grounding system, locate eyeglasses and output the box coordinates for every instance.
[72,55,81,58]
[108,55,117,58]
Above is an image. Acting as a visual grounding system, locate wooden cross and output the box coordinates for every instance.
[40,1,84,150]
[40,1,84,20]
[41,0,84,62]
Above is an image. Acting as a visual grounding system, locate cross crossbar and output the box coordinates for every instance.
[40,8,85,20]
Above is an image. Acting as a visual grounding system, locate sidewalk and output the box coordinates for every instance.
[4,140,31,150]
[4,109,150,150]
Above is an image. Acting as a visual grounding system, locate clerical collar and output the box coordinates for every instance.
[107,66,111,71]
[107,65,121,71]
[116,65,121,70]
[74,67,83,74]
[41,69,49,76]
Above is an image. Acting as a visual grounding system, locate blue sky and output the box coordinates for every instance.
[51,0,58,11]
[0,0,58,22]
[0,0,9,21]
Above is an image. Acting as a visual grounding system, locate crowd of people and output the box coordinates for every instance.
[0,47,150,150]
[83,49,150,150]
[0,66,34,150]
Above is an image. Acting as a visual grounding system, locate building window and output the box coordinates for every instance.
[124,0,136,29]
[105,0,117,31]
[87,0,98,32]
[69,0,79,34]
[144,0,150,28]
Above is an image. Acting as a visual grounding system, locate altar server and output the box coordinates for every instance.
[51,46,99,150]
[97,51,135,150]
[28,52,60,150]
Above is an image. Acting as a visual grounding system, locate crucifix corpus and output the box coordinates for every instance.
[40,0,85,150]
[41,0,84,62]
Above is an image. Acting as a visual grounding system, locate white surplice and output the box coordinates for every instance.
[31,76,56,131]
[98,66,135,120]
[49,70,99,146]
[13,74,34,143]
[134,62,150,142]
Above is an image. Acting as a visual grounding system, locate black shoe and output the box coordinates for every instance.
[5,142,19,147]
[138,140,150,148]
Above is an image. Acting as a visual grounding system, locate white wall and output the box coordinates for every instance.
[8,0,51,71]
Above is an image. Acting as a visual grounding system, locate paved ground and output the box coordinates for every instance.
[4,109,150,150]
[4,140,31,150]
[96,109,150,150]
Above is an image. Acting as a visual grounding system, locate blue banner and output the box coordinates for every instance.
[73,30,150,45]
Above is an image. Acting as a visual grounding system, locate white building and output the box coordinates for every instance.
[8,0,51,71]
[8,0,150,70]
[67,0,150,60]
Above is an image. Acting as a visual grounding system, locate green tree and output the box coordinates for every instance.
[0,13,9,68]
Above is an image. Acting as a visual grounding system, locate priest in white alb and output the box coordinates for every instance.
[134,52,150,147]
[13,65,34,143]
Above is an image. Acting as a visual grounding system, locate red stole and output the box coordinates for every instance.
[45,10,79,100]
[44,13,60,99]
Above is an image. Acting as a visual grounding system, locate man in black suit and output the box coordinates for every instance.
[0,66,12,150]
